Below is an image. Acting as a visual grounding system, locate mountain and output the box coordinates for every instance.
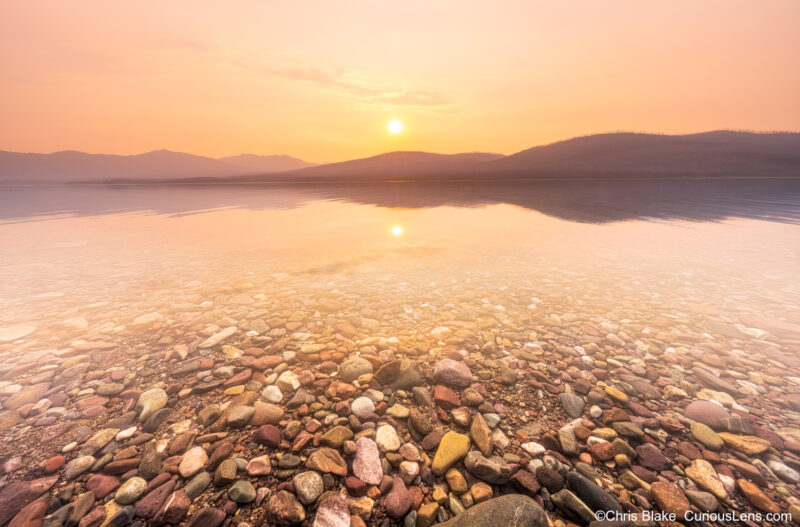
[231,131,800,182]
[2,131,798,183]
[218,154,315,173]
[249,151,504,181]
[0,149,314,182]
[483,131,800,179]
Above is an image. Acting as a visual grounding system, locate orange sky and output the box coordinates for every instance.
[1,1,799,162]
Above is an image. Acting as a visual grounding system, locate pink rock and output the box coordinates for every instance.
[179,447,208,478]
[353,437,383,485]
[312,495,350,527]
[384,477,413,519]
[246,455,272,476]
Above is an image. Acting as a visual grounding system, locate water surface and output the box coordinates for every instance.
[1,181,799,366]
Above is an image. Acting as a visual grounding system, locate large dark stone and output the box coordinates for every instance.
[566,471,623,513]
[436,494,548,527]
[374,359,422,390]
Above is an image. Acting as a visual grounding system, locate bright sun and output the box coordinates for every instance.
[388,119,403,134]
[391,225,403,236]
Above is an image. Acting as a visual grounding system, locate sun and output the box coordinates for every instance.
[387,119,403,134]
[391,225,403,236]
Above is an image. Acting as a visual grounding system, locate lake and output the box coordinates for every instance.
[0,180,799,525]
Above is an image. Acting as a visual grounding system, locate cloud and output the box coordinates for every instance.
[229,61,455,110]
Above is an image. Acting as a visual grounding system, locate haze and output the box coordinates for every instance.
[1,1,799,162]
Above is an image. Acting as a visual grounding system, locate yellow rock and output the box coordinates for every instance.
[605,386,628,405]
[718,432,771,455]
[224,385,245,395]
[686,459,727,500]
[431,432,470,476]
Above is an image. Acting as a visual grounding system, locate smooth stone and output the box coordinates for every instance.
[246,455,272,476]
[353,437,383,485]
[559,393,585,419]
[433,359,472,388]
[436,494,547,527]
[350,397,375,419]
[691,422,724,451]
[179,447,208,478]
[65,456,96,480]
[293,471,324,505]
[384,477,413,519]
[338,357,373,383]
[228,480,256,504]
[114,477,147,505]
[135,388,168,423]
[686,459,727,500]
[565,471,623,513]
[375,424,401,452]
[306,448,347,476]
[685,400,731,429]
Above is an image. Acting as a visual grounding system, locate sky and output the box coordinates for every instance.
[1,1,799,162]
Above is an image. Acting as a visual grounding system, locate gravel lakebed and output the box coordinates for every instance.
[1,253,799,527]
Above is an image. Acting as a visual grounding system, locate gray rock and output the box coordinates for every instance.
[436,494,547,527]
[293,471,324,505]
[464,451,511,484]
[565,471,622,513]
[338,357,373,383]
[559,393,585,419]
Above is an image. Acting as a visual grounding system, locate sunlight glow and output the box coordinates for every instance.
[388,119,403,134]
[391,225,403,236]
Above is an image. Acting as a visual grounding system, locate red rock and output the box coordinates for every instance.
[102,458,141,475]
[43,455,65,473]
[186,507,226,527]
[384,477,413,519]
[510,470,541,496]
[254,425,282,447]
[8,497,48,527]
[77,506,105,527]
[73,395,109,411]
[0,475,59,525]
[433,385,461,410]
[153,490,191,526]
[135,480,176,518]
[345,476,368,496]
[650,481,690,517]
[635,443,672,471]
[684,401,730,430]
[737,479,780,514]
[86,474,121,499]
[591,442,616,461]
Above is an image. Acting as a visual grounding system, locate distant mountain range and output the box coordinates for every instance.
[0,150,315,182]
[1,131,798,183]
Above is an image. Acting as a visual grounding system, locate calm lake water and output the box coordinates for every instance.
[1,180,799,361]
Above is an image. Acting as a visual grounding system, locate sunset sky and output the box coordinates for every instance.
[1,1,799,162]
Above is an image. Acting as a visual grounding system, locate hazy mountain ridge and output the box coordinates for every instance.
[484,131,800,178]
[0,149,314,182]
[2,131,798,183]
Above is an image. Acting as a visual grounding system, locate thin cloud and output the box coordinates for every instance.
[229,60,455,110]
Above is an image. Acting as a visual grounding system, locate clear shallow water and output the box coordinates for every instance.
[1,181,799,363]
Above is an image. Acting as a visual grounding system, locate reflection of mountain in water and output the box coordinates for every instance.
[2,179,799,224]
